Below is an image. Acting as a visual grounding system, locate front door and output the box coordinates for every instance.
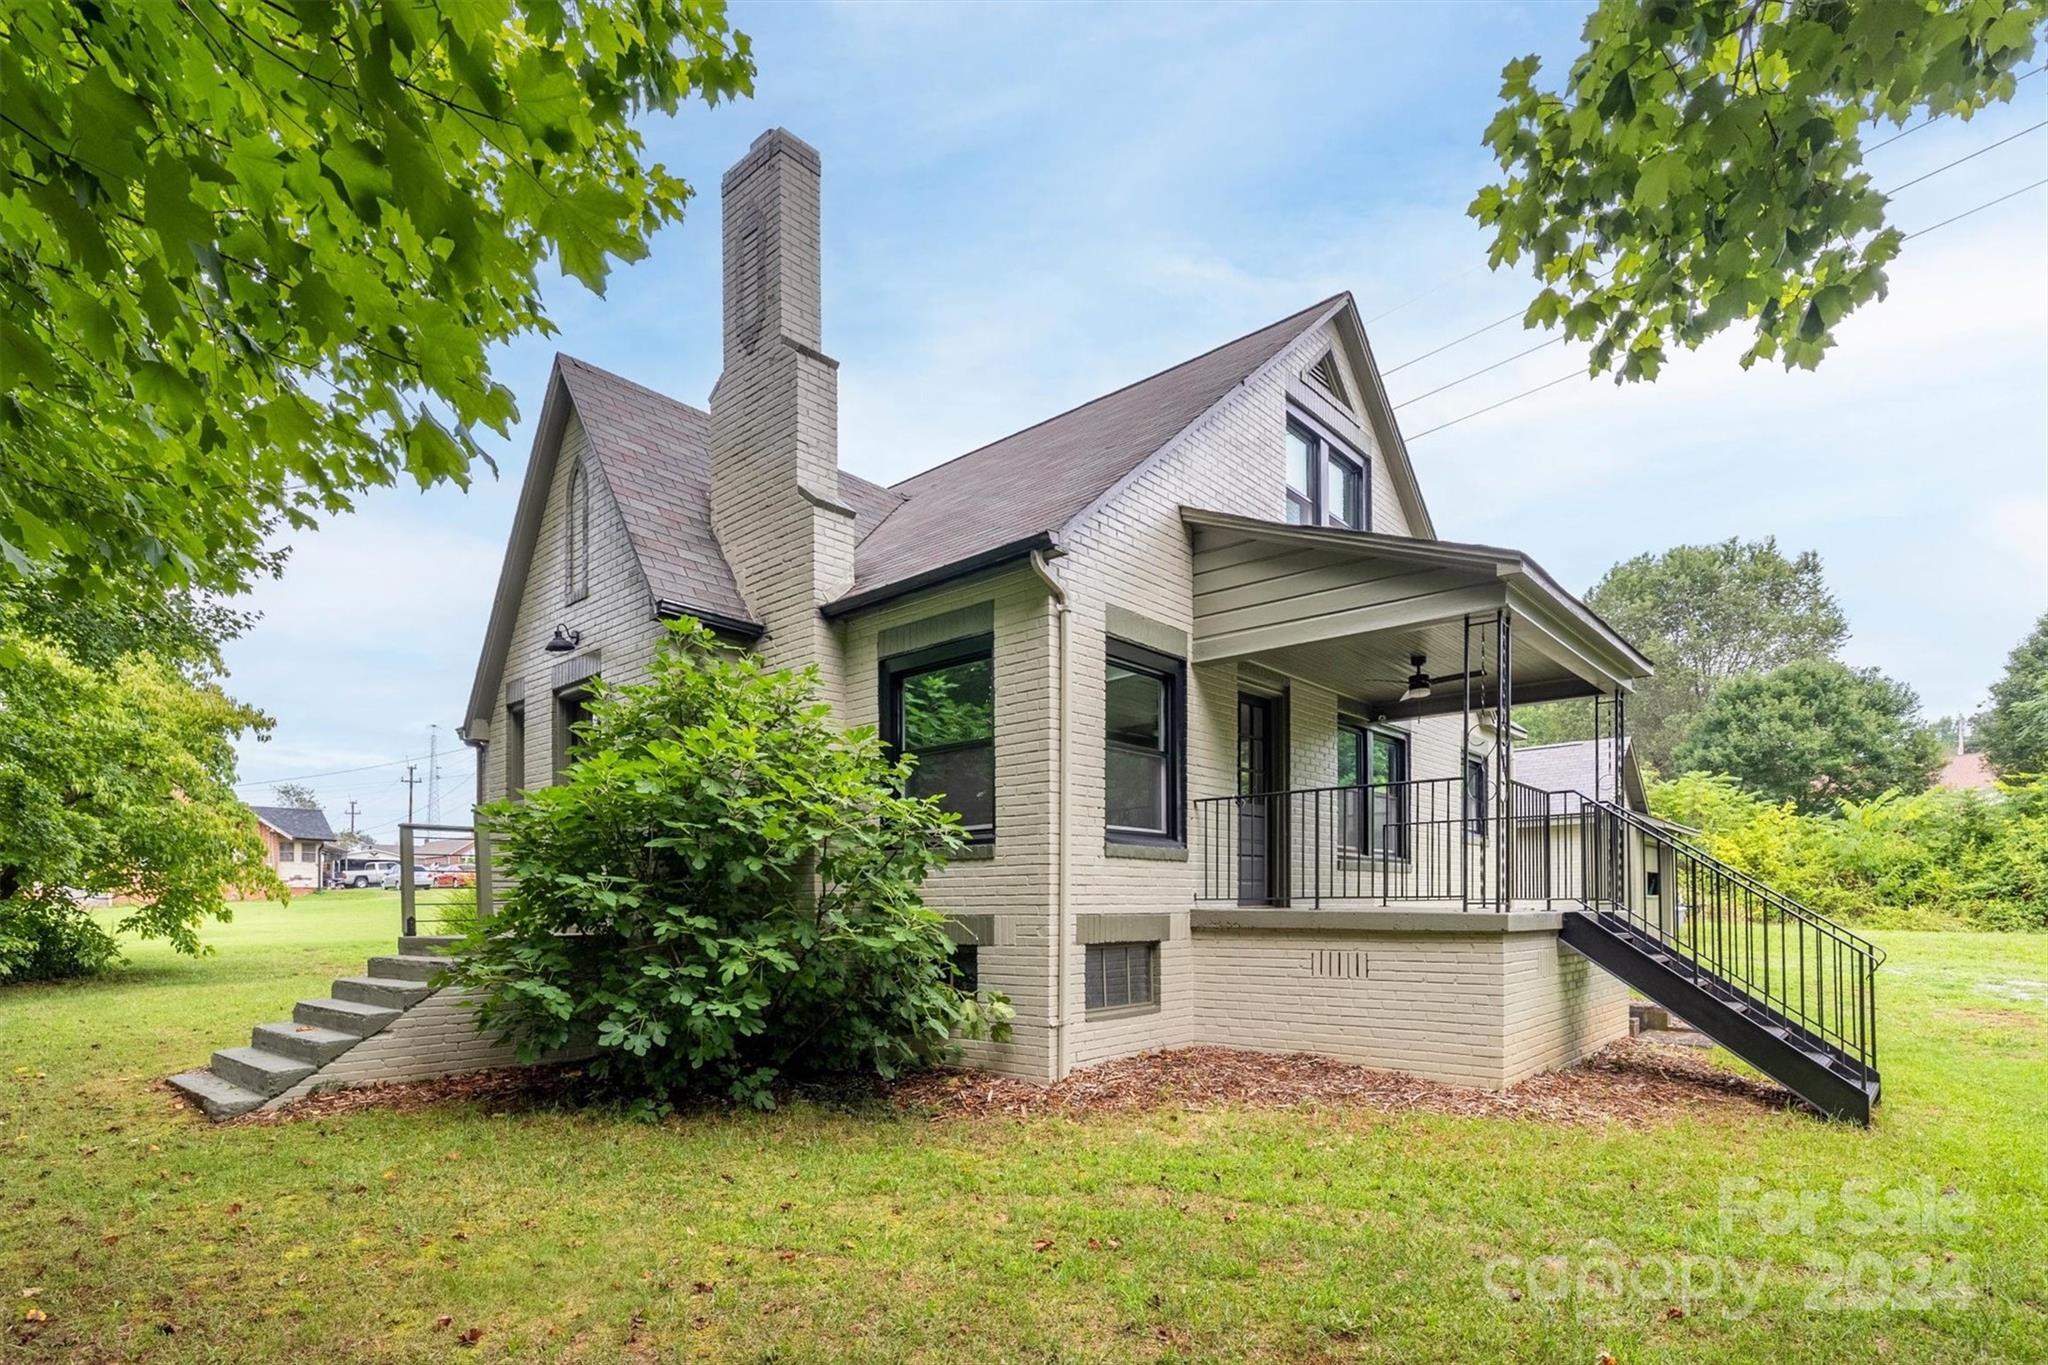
[1237,694,1279,903]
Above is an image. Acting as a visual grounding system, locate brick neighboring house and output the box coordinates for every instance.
[171,130,1886,1122]
[248,805,335,891]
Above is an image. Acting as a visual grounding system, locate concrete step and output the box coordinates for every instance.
[332,976,433,1010]
[168,1069,266,1120]
[210,1046,315,1098]
[399,934,463,956]
[367,954,456,983]
[294,996,402,1037]
[252,1021,360,1065]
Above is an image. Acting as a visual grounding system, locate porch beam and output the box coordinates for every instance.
[1371,674,1599,722]
[1191,584,1503,664]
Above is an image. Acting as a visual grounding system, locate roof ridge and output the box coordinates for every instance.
[885,293,1349,494]
[556,353,709,423]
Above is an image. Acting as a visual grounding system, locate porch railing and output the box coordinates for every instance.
[1194,777,1490,907]
[396,821,495,937]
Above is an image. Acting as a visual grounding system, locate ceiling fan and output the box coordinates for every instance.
[1368,653,1483,703]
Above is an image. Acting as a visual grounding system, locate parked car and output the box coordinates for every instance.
[430,868,475,889]
[380,863,434,890]
[332,855,397,889]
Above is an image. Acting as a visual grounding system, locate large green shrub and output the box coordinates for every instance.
[452,620,1009,1110]
[1650,772,2048,930]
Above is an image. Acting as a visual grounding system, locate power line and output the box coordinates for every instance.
[233,750,437,790]
[1864,65,2043,152]
[1393,334,1564,410]
[1383,104,2048,381]
[1401,174,2047,443]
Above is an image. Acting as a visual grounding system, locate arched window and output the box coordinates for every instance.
[564,460,589,602]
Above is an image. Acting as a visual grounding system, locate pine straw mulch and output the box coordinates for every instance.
[887,1039,1805,1127]
[207,1037,1800,1129]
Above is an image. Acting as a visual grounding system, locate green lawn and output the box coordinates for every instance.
[3,899,2044,1362]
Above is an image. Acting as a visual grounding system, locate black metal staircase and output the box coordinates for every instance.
[1534,792,1884,1123]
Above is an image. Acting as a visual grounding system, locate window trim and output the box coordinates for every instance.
[879,632,997,843]
[1104,637,1186,848]
[1285,409,1370,531]
[1337,720,1411,860]
[1084,940,1161,1018]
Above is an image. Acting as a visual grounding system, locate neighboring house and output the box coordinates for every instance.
[172,130,1885,1123]
[414,837,476,866]
[1936,750,1998,793]
[247,805,336,891]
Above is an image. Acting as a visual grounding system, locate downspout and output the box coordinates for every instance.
[1028,549,1071,1080]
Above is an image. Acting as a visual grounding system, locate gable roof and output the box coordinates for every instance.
[554,358,757,628]
[248,805,336,842]
[832,295,1351,611]
[1513,738,1646,811]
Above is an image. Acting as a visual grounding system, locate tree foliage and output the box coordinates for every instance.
[0,1,753,601]
[1472,1,2046,380]
[451,620,1010,1111]
[1973,612,2048,777]
[1517,536,1848,770]
[1652,770,2048,930]
[271,782,321,810]
[1676,658,1941,811]
[0,628,281,981]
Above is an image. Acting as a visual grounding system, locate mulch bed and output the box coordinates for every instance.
[886,1039,1803,1126]
[214,1038,1798,1129]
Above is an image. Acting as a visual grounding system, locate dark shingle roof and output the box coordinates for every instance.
[549,295,1342,626]
[1514,739,1638,809]
[843,295,1345,601]
[248,805,336,842]
[555,358,759,628]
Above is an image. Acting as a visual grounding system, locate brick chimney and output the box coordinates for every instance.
[709,129,853,697]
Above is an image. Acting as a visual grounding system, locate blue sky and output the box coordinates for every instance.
[224,1,2048,841]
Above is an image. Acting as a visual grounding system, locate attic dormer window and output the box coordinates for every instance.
[1308,350,1354,411]
[565,459,590,603]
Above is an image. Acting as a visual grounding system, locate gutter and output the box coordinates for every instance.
[1027,548,1072,1080]
[819,532,1057,620]
[653,600,767,643]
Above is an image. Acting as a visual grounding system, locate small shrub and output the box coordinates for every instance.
[452,620,1009,1110]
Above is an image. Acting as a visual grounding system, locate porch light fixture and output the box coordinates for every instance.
[544,624,581,654]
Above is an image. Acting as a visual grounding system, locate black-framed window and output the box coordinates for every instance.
[1338,722,1409,857]
[1085,941,1158,1014]
[881,635,996,840]
[553,687,590,782]
[1284,414,1368,530]
[504,702,526,799]
[1466,757,1489,836]
[1104,638,1185,845]
[950,944,979,994]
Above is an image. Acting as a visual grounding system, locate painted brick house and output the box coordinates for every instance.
[171,130,1884,1123]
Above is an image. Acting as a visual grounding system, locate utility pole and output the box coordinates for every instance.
[427,724,441,823]
[345,799,360,835]
[401,764,421,826]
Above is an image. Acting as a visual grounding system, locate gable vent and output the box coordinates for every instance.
[1307,351,1354,411]
[1308,949,1367,980]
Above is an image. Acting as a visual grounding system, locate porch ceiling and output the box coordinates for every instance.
[1181,506,1652,716]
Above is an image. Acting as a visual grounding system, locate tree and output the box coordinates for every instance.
[271,782,321,810]
[1974,613,2048,776]
[1,2,753,604]
[1517,537,1847,770]
[452,620,1009,1111]
[0,629,282,981]
[1471,1,2046,380]
[1675,658,1942,812]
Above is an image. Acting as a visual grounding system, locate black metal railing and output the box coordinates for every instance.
[1194,777,1489,907]
[1529,793,1883,1084]
[1192,776,1882,1082]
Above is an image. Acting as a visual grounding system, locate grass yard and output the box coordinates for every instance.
[3,897,2044,1362]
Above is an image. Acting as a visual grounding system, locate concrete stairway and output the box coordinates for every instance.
[168,935,461,1120]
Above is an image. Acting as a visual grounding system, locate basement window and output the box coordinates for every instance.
[882,635,996,841]
[950,944,980,994]
[1085,941,1159,1016]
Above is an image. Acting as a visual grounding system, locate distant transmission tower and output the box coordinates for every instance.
[427,723,440,822]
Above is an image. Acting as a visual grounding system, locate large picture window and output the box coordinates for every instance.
[882,635,996,840]
[1105,639,1185,845]
[1338,722,1409,857]
[1284,415,1368,530]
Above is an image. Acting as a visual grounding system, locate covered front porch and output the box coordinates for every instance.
[1181,506,1654,912]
